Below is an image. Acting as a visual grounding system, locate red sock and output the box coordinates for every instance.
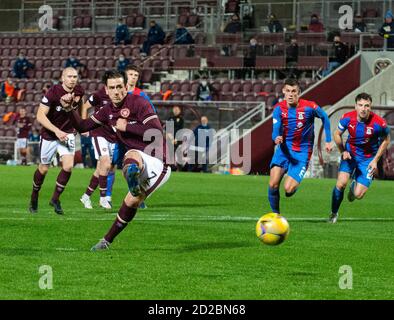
[104,201,137,243]
[51,169,72,201]
[85,174,99,196]
[98,175,107,197]
[31,169,46,201]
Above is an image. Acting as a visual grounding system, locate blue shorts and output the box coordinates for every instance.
[339,157,373,188]
[270,145,309,184]
[112,143,126,168]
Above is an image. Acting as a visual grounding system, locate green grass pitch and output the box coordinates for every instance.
[0,165,393,300]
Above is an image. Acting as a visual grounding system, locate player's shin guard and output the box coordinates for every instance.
[106,171,115,197]
[104,201,137,243]
[98,175,107,197]
[85,174,99,196]
[31,169,46,201]
[331,187,344,214]
[51,169,72,201]
[268,187,280,214]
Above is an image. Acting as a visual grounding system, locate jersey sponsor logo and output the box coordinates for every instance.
[120,108,130,118]
[42,96,49,103]
[298,112,305,120]
[297,122,303,128]
[299,166,306,178]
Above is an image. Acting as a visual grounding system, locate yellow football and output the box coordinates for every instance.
[256,213,290,245]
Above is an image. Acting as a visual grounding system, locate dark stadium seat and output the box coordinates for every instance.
[187,14,200,27]
[170,81,181,92]
[134,14,146,28]
[253,82,264,93]
[221,81,232,93]
[273,81,284,94]
[190,81,200,94]
[231,80,242,92]
[242,81,253,93]
[180,82,190,94]
[208,56,243,69]
[297,56,328,70]
[255,57,285,70]
[161,81,171,92]
[173,57,200,69]
[73,16,84,29]
[140,69,153,83]
[25,82,35,91]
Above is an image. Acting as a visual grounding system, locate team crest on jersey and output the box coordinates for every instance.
[298,112,305,120]
[56,106,62,112]
[109,114,113,120]
[366,127,373,135]
[120,108,130,118]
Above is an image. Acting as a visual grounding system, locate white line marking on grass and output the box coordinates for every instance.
[1,214,394,222]
[55,248,77,251]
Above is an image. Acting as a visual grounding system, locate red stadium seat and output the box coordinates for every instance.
[83,16,92,29]
[231,81,242,92]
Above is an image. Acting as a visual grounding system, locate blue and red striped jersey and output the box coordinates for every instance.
[128,87,156,113]
[272,99,332,157]
[338,110,389,160]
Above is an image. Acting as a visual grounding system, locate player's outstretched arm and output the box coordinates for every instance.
[115,115,163,136]
[68,109,101,133]
[36,104,68,141]
[315,106,332,143]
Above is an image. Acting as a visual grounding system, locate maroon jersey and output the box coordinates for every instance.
[92,95,163,156]
[17,116,32,139]
[87,87,117,143]
[40,83,85,141]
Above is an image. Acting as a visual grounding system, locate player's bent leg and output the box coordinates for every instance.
[283,176,300,197]
[122,151,143,197]
[329,171,350,223]
[29,164,49,213]
[91,193,143,251]
[268,166,285,214]
[353,182,369,200]
[49,155,74,215]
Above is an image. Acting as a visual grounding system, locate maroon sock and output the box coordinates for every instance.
[104,201,137,243]
[122,158,140,179]
[51,169,72,201]
[31,169,46,202]
[85,174,99,196]
[98,175,107,197]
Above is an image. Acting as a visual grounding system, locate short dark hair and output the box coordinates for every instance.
[102,70,127,86]
[124,64,141,76]
[355,92,372,103]
[284,78,300,88]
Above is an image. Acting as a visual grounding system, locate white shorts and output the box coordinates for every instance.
[16,138,28,149]
[125,149,171,198]
[40,134,75,165]
[92,136,116,160]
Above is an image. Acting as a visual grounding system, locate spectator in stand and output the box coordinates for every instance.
[308,14,324,32]
[286,38,299,78]
[116,54,130,73]
[268,13,284,33]
[12,52,34,79]
[222,14,242,56]
[353,14,367,32]
[243,37,262,79]
[174,23,195,45]
[196,76,216,101]
[64,52,86,78]
[322,35,349,77]
[189,116,214,173]
[141,20,166,56]
[223,14,242,33]
[166,105,185,171]
[379,10,394,49]
[115,18,132,45]
[1,78,21,103]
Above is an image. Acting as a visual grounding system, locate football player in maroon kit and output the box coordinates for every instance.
[29,67,84,214]
[16,107,32,165]
[64,70,171,251]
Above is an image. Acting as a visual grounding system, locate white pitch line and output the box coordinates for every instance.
[0,215,393,222]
